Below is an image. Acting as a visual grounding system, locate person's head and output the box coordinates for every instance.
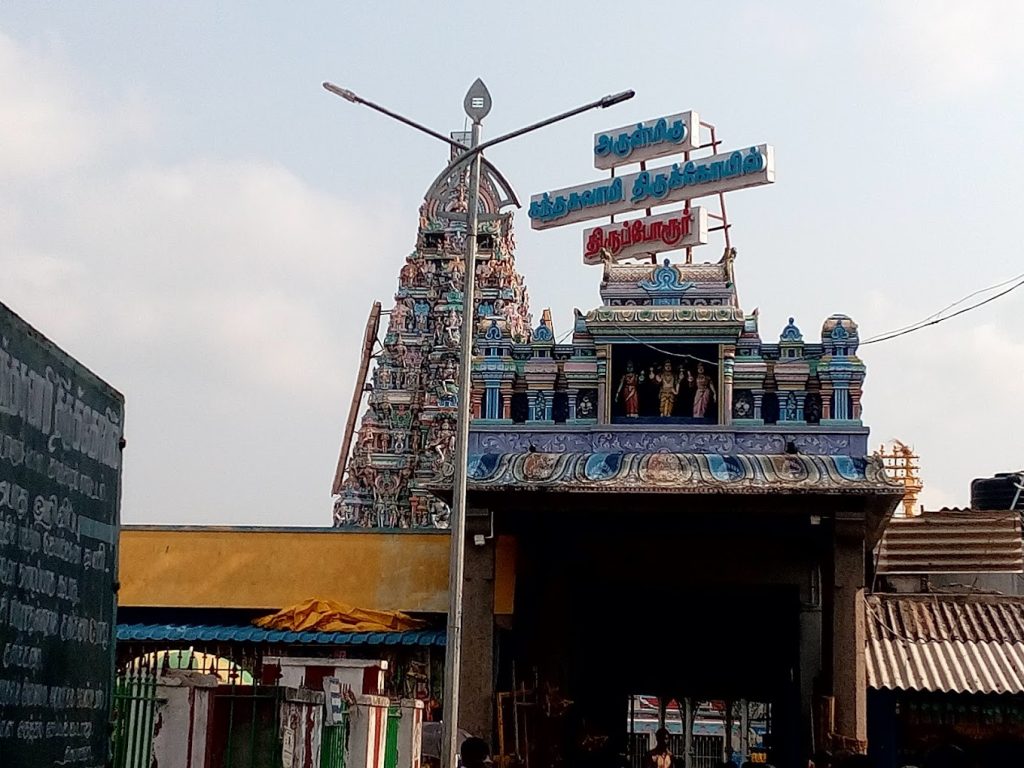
[654,728,669,748]
[460,737,490,768]
[663,361,672,371]
[697,363,705,373]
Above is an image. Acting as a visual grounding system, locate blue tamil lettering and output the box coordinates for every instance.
[529,177,625,223]
[628,147,767,204]
[742,146,764,173]
[593,116,689,160]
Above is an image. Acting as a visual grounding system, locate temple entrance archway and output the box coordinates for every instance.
[485,494,841,768]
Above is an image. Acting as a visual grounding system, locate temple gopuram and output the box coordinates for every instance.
[332,108,902,766]
[332,145,531,529]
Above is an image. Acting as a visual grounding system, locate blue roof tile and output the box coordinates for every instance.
[116,624,445,647]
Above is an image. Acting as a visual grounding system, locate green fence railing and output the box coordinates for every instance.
[383,704,402,768]
[321,709,349,768]
[112,666,161,768]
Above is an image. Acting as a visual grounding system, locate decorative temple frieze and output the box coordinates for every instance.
[426,451,894,496]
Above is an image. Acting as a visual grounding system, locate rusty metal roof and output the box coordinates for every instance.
[866,593,1024,694]
[876,510,1023,574]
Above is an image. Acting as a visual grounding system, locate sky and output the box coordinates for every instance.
[2,1,1023,525]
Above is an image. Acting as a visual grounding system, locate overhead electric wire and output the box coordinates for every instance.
[919,270,1024,323]
[861,275,1024,346]
[861,270,1024,342]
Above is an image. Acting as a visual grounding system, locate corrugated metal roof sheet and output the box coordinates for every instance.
[117,624,446,647]
[866,594,1024,694]
[876,511,1023,574]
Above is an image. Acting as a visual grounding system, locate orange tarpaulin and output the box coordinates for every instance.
[253,598,426,632]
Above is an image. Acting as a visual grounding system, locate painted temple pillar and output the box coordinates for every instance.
[500,383,512,420]
[820,384,834,420]
[459,509,496,741]
[831,517,867,752]
[596,348,608,423]
[721,346,735,425]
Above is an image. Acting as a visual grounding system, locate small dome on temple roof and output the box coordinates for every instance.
[779,317,803,343]
[484,318,503,341]
[821,314,859,340]
[532,319,554,343]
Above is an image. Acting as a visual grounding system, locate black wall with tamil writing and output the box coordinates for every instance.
[0,302,123,768]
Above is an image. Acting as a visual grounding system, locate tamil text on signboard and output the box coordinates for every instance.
[530,144,774,230]
[0,301,123,768]
[582,207,709,264]
[593,111,700,170]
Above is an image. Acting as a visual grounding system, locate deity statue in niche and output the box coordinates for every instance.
[392,336,407,366]
[448,257,465,293]
[440,355,457,388]
[399,261,417,286]
[615,361,642,418]
[393,430,408,454]
[444,309,461,347]
[428,419,456,471]
[733,390,754,419]
[429,497,451,528]
[390,302,407,334]
[534,391,547,421]
[692,362,717,418]
[650,360,681,417]
[476,258,495,287]
[577,391,596,419]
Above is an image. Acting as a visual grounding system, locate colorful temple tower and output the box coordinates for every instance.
[333,145,531,528]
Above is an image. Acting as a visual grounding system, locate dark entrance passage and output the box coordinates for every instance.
[499,501,821,768]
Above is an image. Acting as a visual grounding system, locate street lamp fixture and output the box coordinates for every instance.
[323,79,633,768]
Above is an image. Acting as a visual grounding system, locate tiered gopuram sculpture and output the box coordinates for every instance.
[333,150,531,528]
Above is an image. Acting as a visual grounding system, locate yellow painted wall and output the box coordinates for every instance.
[120,527,520,616]
[494,535,516,615]
[119,527,451,612]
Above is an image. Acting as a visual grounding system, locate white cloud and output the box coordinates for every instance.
[864,313,1024,511]
[866,2,1024,97]
[0,30,149,179]
[0,32,407,524]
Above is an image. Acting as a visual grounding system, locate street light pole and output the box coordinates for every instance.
[323,78,634,768]
[441,77,490,768]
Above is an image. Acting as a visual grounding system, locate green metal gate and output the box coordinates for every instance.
[210,684,283,768]
[112,666,161,768]
[383,704,402,768]
[321,704,349,768]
